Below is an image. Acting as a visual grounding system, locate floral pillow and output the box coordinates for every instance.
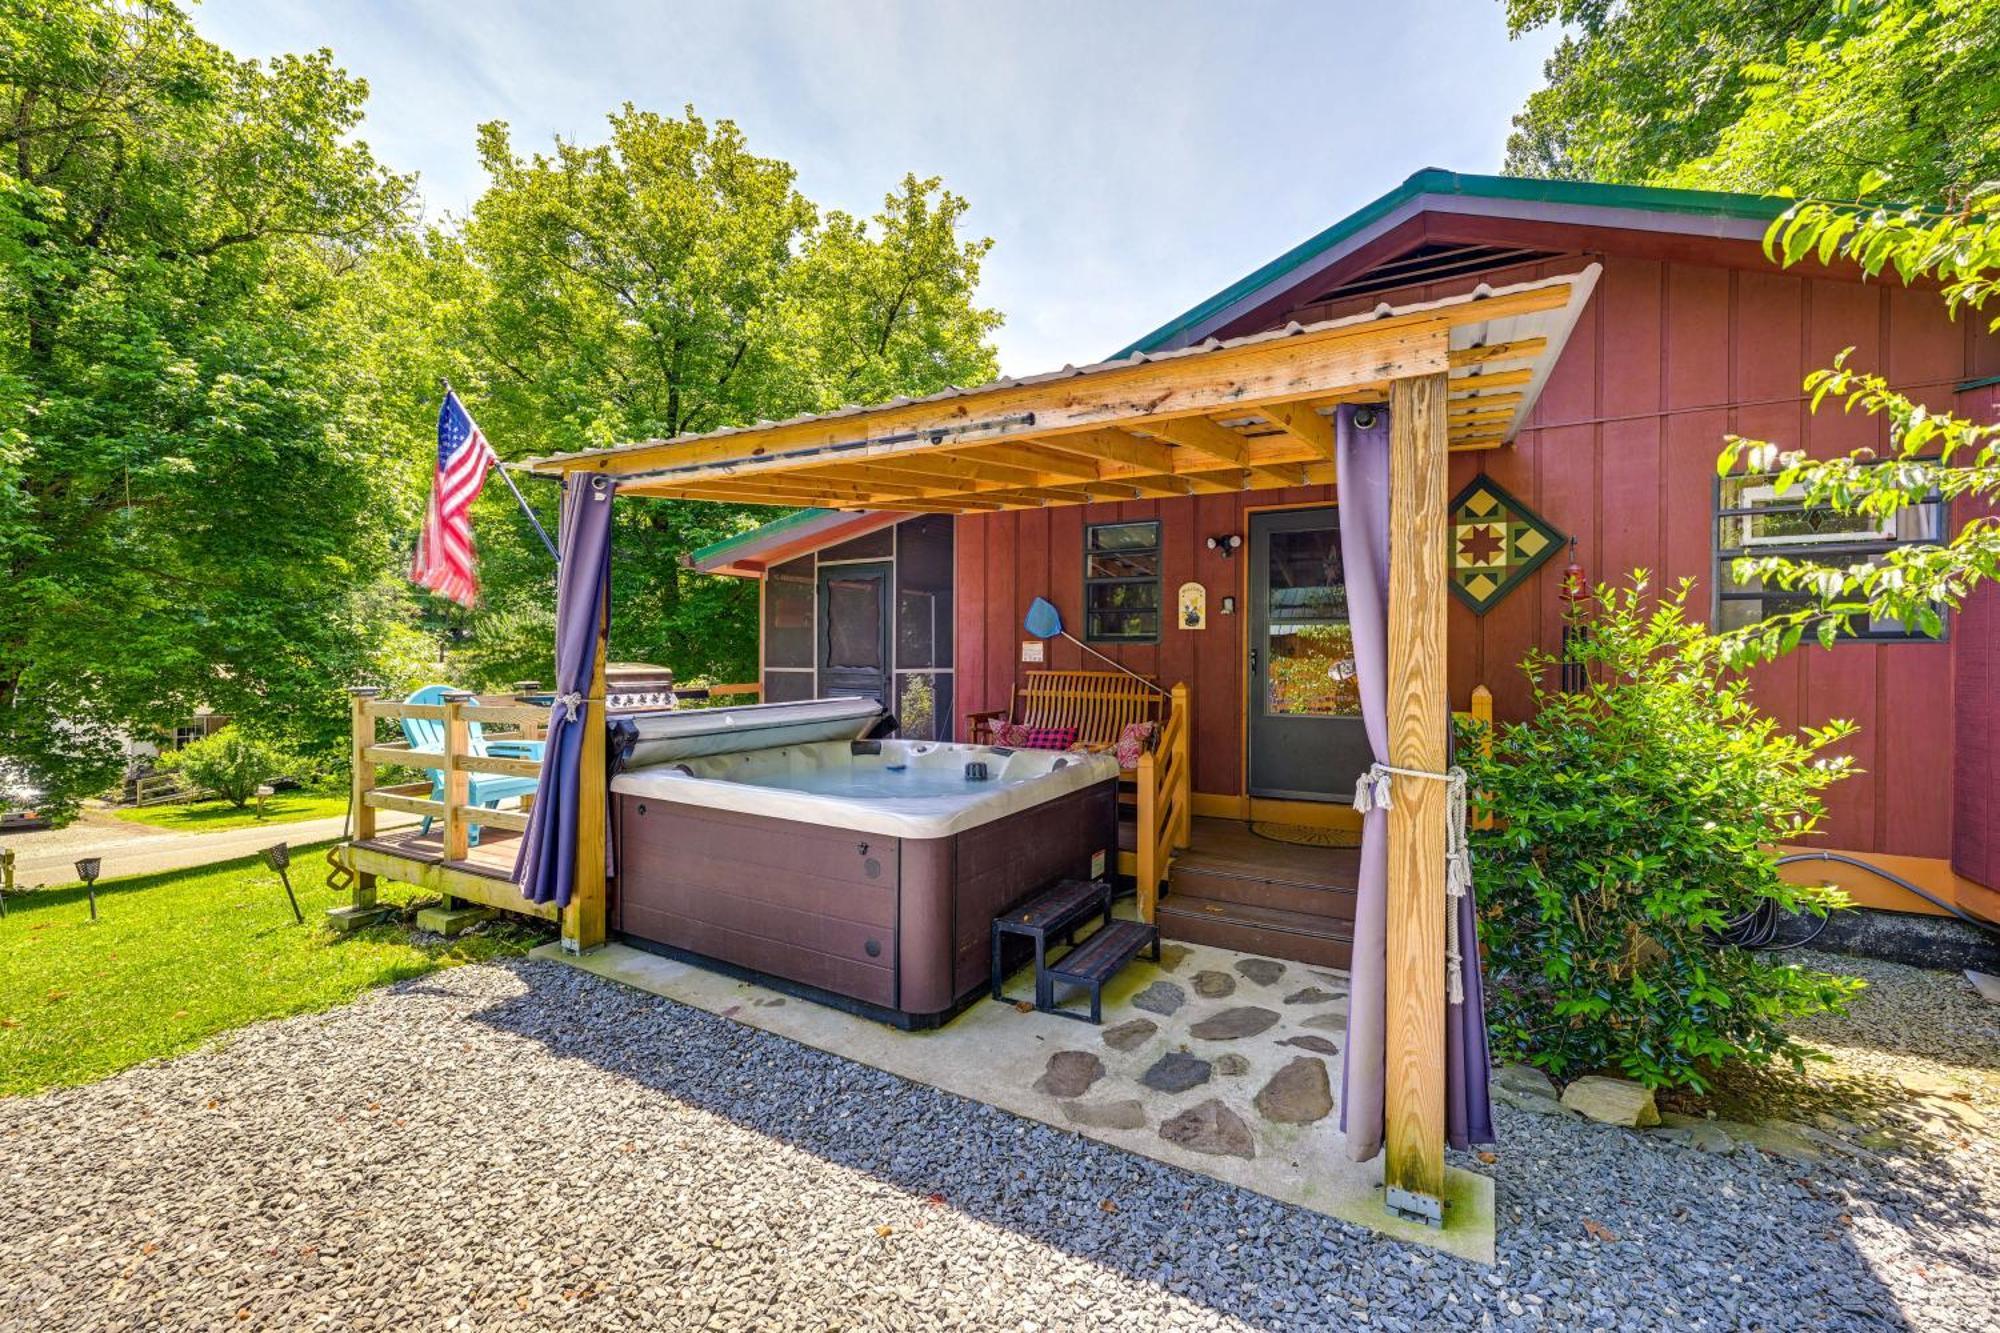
[1113,720,1158,771]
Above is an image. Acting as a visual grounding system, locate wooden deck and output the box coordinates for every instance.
[338,825,558,922]
[1154,817,1360,968]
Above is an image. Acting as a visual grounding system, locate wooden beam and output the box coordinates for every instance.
[335,843,559,922]
[562,594,609,953]
[1447,337,1545,368]
[347,686,381,914]
[1147,416,1249,467]
[1449,367,1533,393]
[1027,429,1178,475]
[1259,401,1338,457]
[1384,371,1450,1210]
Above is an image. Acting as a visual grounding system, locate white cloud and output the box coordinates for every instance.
[195,0,1558,374]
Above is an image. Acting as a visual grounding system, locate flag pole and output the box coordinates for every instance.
[442,379,560,566]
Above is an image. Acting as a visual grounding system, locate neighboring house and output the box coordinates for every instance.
[694,169,2000,944]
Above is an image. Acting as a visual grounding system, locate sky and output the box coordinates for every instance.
[194,1,1562,376]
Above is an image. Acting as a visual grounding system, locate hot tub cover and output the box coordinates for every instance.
[611,696,885,769]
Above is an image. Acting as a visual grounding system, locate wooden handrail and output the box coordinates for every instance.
[1133,682,1192,923]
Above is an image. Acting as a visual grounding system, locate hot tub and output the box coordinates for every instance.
[610,737,1120,1026]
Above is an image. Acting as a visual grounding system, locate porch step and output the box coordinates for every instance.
[1155,895,1354,970]
[1169,861,1357,920]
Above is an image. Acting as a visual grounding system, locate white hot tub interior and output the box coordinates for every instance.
[611,740,1119,840]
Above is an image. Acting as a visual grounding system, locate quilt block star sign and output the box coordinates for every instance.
[1450,476,1564,614]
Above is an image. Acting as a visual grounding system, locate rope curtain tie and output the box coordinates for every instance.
[1351,762,1476,1007]
[554,691,585,721]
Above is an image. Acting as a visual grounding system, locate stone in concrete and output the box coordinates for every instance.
[1131,981,1187,1017]
[1281,1035,1341,1056]
[1034,1050,1104,1098]
[1559,1075,1660,1128]
[1061,1098,1147,1131]
[1188,1006,1280,1040]
[1156,943,1192,974]
[1140,1052,1212,1093]
[1284,986,1341,1006]
[1254,1057,1333,1124]
[1101,1018,1157,1052]
[415,904,495,937]
[1158,1099,1255,1159]
[1235,958,1286,986]
[1211,1054,1249,1076]
[324,903,396,932]
[1300,1010,1349,1031]
[1191,970,1237,999]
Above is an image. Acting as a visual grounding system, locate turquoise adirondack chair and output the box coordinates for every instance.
[402,684,545,846]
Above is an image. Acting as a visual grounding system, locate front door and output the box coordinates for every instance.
[1247,507,1372,801]
[817,561,892,703]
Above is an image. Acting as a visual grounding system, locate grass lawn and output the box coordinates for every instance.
[114,790,351,832]
[0,844,548,1096]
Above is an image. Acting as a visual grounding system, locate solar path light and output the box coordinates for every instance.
[260,842,304,925]
[74,857,100,921]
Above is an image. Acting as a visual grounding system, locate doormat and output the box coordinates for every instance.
[1251,822,1362,848]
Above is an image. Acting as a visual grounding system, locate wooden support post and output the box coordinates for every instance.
[1384,371,1450,1212]
[347,686,381,911]
[514,681,545,742]
[562,601,610,953]
[440,691,473,870]
[1468,685,1495,832]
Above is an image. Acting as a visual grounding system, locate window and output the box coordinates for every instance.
[1084,520,1161,642]
[1714,472,1946,640]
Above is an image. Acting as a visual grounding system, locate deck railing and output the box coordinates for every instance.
[347,687,548,862]
[1132,682,1192,922]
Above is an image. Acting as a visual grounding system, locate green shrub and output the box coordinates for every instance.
[1463,575,1863,1091]
[161,727,282,810]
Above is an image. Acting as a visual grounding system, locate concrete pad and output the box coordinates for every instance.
[324,903,396,932]
[417,904,495,936]
[532,936,1496,1262]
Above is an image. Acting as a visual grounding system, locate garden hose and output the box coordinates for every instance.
[1719,851,2000,951]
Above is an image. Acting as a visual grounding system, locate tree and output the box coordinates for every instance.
[1716,187,2000,660]
[0,1,415,817]
[1501,0,2000,202]
[161,726,278,809]
[1465,577,1860,1090]
[435,107,1001,682]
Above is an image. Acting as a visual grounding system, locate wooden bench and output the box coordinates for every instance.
[1045,919,1160,1024]
[965,670,1163,752]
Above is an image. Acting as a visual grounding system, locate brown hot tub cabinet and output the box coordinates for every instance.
[609,740,1119,1027]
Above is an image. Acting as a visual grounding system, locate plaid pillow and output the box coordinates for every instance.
[1020,725,1079,751]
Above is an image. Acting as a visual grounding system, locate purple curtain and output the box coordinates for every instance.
[1336,406,1494,1161]
[514,473,616,907]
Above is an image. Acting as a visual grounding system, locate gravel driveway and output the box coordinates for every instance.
[2,952,1994,1331]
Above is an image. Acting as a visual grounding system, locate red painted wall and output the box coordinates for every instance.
[953,218,2000,864]
[1952,381,2000,887]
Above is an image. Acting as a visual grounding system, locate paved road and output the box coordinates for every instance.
[1,808,413,888]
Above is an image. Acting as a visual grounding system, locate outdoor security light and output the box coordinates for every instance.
[74,857,101,922]
[261,843,304,925]
[1205,533,1242,557]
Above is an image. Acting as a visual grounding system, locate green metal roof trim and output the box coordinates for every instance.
[687,508,830,566]
[1115,169,1792,359]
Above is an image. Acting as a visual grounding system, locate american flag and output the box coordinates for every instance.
[409,390,498,606]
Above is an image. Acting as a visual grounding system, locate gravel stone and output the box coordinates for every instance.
[0,948,1992,1331]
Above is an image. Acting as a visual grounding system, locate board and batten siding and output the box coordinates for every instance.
[954,240,2000,869]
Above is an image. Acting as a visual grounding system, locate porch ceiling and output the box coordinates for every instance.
[526,265,1600,514]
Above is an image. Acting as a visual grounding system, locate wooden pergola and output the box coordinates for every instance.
[527,265,1601,1219]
